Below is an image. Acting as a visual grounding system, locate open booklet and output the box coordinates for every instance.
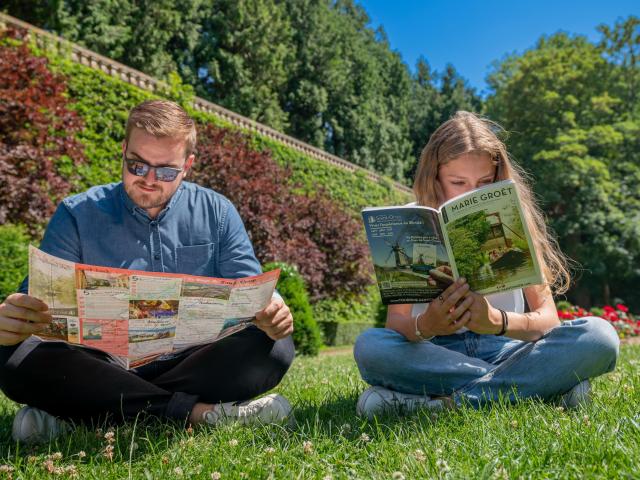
[362,179,542,304]
[28,246,280,369]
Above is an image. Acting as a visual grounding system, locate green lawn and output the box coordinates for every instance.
[0,345,638,479]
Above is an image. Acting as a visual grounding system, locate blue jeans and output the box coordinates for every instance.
[354,317,619,407]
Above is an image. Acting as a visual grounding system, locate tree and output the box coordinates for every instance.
[598,15,640,109]
[283,0,414,180]
[3,0,478,182]
[407,59,481,180]
[194,0,294,131]
[486,24,640,309]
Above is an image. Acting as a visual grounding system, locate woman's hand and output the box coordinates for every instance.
[427,265,454,288]
[464,291,503,335]
[416,277,474,337]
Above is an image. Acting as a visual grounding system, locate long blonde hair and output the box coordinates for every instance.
[413,111,570,294]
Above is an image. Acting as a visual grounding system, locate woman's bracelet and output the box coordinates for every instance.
[496,309,509,336]
[414,314,435,342]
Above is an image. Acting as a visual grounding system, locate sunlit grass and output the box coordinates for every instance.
[0,345,637,478]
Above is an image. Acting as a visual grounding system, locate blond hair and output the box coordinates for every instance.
[413,111,571,294]
[125,100,197,156]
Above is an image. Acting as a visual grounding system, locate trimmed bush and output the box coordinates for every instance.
[312,286,383,345]
[263,262,322,356]
[312,285,381,324]
[0,224,31,302]
[319,321,374,347]
[312,286,384,345]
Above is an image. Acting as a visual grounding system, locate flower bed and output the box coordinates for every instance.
[557,303,639,338]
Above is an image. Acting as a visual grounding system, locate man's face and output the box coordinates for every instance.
[122,128,194,217]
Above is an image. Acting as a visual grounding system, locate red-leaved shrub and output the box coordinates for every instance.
[0,27,85,235]
[192,124,372,300]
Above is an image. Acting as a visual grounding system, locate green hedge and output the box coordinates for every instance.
[252,136,411,213]
[312,285,381,345]
[0,224,31,302]
[263,262,322,356]
[319,321,374,347]
[312,285,381,324]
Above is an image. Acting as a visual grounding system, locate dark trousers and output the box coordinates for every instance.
[0,326,295,424]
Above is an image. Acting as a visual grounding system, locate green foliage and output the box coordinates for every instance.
[194,0,294,131]
[46,54,155,189]
[263,262,321,356]
[251,135,411,213]
[486,20,640,310]
[0,224,31,302]
[447,212,492,280]
[312,285,381,325]
[375,300,388,328]
[3,0,479,182]
[313,286,381,346]
[407,59,482,178]
[319,321,373,346]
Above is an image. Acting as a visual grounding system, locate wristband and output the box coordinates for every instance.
[496,309,509,336]
[414,314,435,342]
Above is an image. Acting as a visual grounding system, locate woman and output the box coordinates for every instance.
[354,111,619,418]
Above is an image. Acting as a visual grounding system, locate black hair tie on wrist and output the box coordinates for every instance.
[496,309,508,336]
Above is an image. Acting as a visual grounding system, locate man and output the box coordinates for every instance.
[0,100,295,443]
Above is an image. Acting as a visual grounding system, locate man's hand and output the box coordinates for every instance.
[254,299,294,341]
[0,294,52,346]
[465,290,503,335]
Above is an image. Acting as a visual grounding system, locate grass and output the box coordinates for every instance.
[0,345,638,479]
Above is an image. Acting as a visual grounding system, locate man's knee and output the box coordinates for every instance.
[270,335,295,378]
[0,344,22,401]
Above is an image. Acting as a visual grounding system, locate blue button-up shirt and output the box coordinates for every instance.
[19,181,261,293]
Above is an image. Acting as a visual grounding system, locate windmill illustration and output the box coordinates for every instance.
[385,238,412,268]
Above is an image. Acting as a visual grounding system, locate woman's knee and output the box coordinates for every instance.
[568,316,620,373]
[354,328,405,376]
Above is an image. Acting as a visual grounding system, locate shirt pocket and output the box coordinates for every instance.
[175,243,215,276]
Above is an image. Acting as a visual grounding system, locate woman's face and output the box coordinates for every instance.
[437,152,496,203]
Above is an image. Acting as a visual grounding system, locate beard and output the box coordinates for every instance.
[124,180,175,212]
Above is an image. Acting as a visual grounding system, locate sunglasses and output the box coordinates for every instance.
[124,156,184,182]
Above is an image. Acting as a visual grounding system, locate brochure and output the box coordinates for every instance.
[28,246,279,368]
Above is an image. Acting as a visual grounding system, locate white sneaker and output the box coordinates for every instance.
[12,406,69,444]
[356,386,448,419]
[559,379,591,408]
[202,394,294,427]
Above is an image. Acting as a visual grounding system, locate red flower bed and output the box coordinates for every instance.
[557,303,640,337]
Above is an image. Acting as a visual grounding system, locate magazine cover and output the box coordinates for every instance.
[440,180,542,294]
[361,207,452,304]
